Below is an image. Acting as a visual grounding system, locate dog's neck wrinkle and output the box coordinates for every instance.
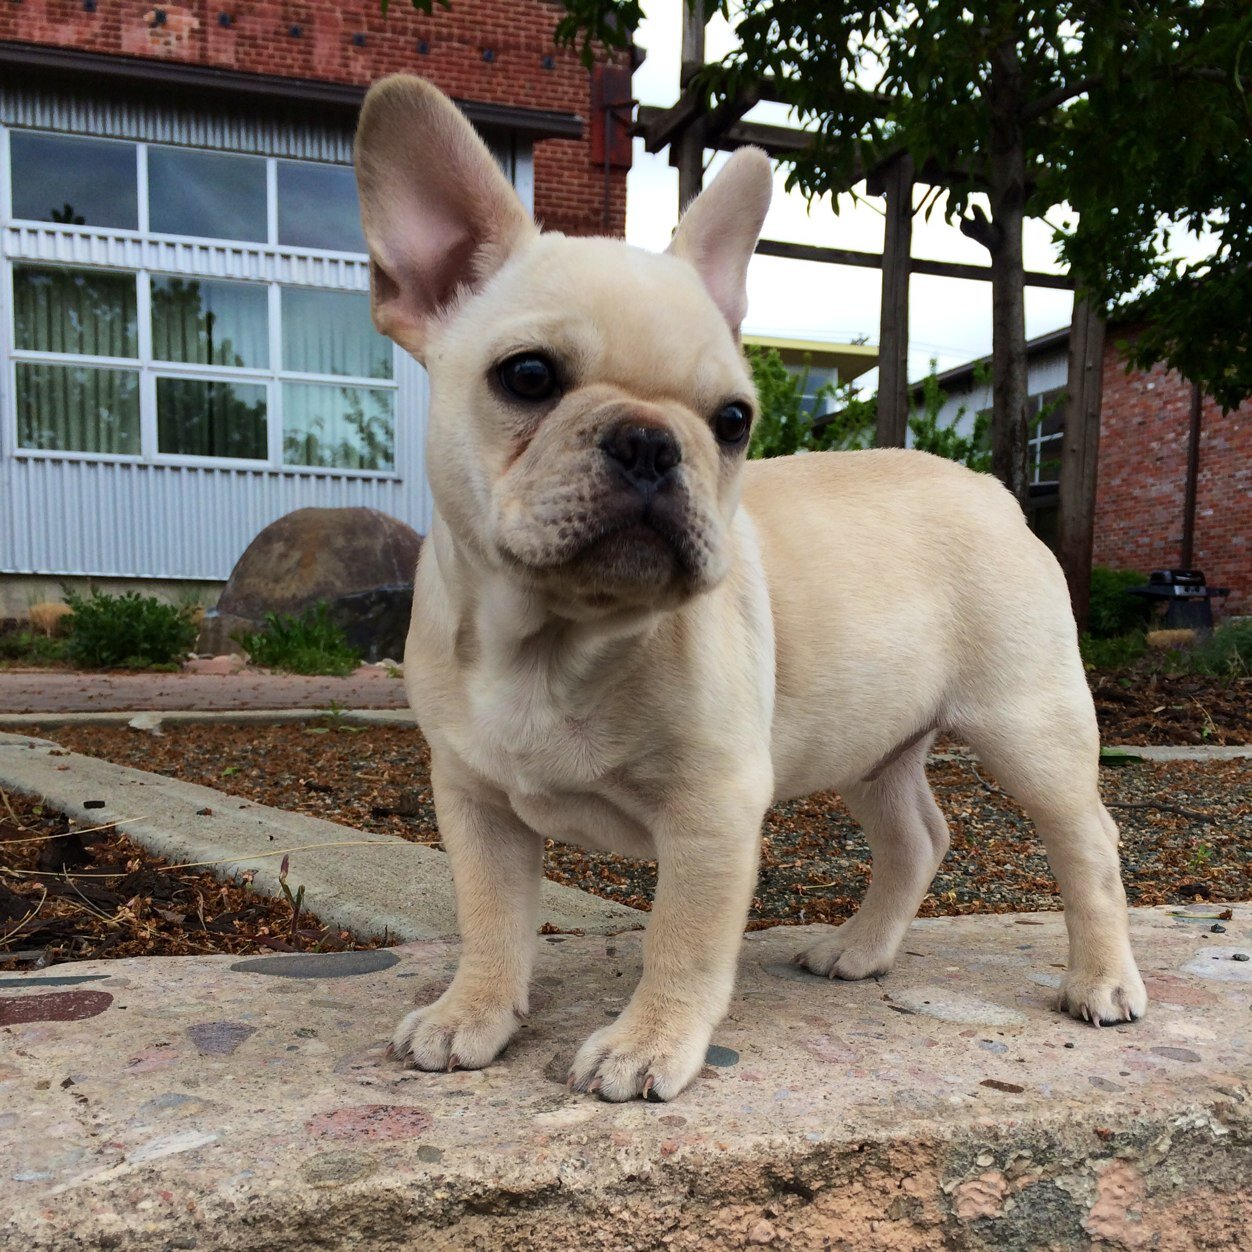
[473,598,657,721]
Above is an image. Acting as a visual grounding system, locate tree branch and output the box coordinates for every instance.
[1020,74,1101,122]
[959,204,1001,252]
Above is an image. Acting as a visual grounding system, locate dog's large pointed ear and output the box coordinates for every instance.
[354,75,537,360]
[666,147,772,336]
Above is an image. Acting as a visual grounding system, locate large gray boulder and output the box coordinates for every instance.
[198,507,422,662]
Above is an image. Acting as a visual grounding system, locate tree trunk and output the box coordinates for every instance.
[1056,294,1106,630]
[873,154,915,448]
[987,35,1030,509]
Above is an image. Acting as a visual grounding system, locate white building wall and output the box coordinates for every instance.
[916,346,1070,442]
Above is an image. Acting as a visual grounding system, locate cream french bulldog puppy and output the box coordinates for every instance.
[354,75,1146,1103]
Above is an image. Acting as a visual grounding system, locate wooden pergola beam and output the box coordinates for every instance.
[637,105,823,158]
[754,239,1074,289]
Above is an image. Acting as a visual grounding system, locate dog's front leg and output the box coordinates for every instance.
[569,784,767,1102]
[392,764,542,1071]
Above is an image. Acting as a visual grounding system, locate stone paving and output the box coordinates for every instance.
[2,672,1250,1247]
[0,667,410,716]
[3,907,1251,1250]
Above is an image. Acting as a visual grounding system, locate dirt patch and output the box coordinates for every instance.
[31,723,1252,941]
[0,788,382,971]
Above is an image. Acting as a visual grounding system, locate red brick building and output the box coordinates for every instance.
[1094,349,1251,618]
[0,0,627,237]
[922,332,1250,618]
[0,1,629,605]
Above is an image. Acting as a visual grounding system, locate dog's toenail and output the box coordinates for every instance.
[589,1077,602,1093]
[384,1043,395,1060]
[447,1054,460,1071]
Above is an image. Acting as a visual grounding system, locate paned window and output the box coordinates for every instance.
[9,133,138,229]
[6,129,398,473]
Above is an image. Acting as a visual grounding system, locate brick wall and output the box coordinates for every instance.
[0,0,627,237]
[1094,343,1251,617]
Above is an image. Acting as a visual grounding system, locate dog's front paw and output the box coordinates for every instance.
[391,992,521,1072]
[1058,969,1147,1026]
[568,1016,710,1103]
[796,919,897,981]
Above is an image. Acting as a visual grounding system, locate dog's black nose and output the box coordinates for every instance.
[600,424,682,492]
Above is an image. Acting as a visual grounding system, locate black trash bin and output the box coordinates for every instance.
[1127,569,1230,631]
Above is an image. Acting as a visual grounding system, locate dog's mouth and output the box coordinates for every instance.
[502,492,710,595]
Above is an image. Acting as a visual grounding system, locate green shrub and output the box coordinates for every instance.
[1079,631,1147,670]
[907,364,992,472]
[1087,566,1152,639]
[0,629,69,666]
[745,345,874,459]
[62,588,199,669]
[1186,619,1252,677]
[237,604,361,677]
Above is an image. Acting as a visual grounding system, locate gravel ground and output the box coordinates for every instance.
[36,722,1252,931]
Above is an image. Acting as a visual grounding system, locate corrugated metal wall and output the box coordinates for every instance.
[0,84,355,160]
[0,352,431,579]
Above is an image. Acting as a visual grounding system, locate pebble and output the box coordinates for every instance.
[1211,924,1227,934]
[1233,954,1249,963]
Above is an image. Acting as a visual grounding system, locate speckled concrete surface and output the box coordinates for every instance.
[4,906,1252,1250]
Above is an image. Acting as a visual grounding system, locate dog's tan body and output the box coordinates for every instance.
[355,76,1146,1103]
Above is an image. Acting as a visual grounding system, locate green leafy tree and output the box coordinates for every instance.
[556,0,1252,491]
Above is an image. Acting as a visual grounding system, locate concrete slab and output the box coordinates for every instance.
[0,708,417,729]
[1108,744,1252,762]
[0,733,640,942]
[0,670,409,715]
[3,906,1251,1250]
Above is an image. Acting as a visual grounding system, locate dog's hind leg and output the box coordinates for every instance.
[960,698,1147,1025]
[797,734,948,980]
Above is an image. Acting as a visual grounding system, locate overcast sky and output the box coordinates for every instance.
[625,2,1076,388]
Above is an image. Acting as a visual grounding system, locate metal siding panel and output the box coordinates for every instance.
[2,457,428,579]
[0,87,354,161]
[1029,349,1070,395]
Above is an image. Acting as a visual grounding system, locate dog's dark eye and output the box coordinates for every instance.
[498,352,559,402]
[711,401,752,446]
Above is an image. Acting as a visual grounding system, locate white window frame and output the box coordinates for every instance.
[1027,387,1066,488]
[1,125,401,478]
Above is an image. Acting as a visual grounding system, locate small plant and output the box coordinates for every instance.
[0,629,69,667]
[307,698,366,734]
[236,603,361,677]
[277,854,306,940]
[1087,567,1152,639]
[1080,631,1147,670]
[27,601,73,637]
[1185,619,1252,678]
[61,588,199,669]
[1188,842,1213,873]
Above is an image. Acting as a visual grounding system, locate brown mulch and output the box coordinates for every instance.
[0,787,382,971]
[14,721,1249,962]
[1087,670,1251,745]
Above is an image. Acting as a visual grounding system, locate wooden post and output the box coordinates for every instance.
[1180,380,1203,569]
[987,34,1029,508]
[1056,295,1106,630]
[872,154,914,447]
[675,0,706,211]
